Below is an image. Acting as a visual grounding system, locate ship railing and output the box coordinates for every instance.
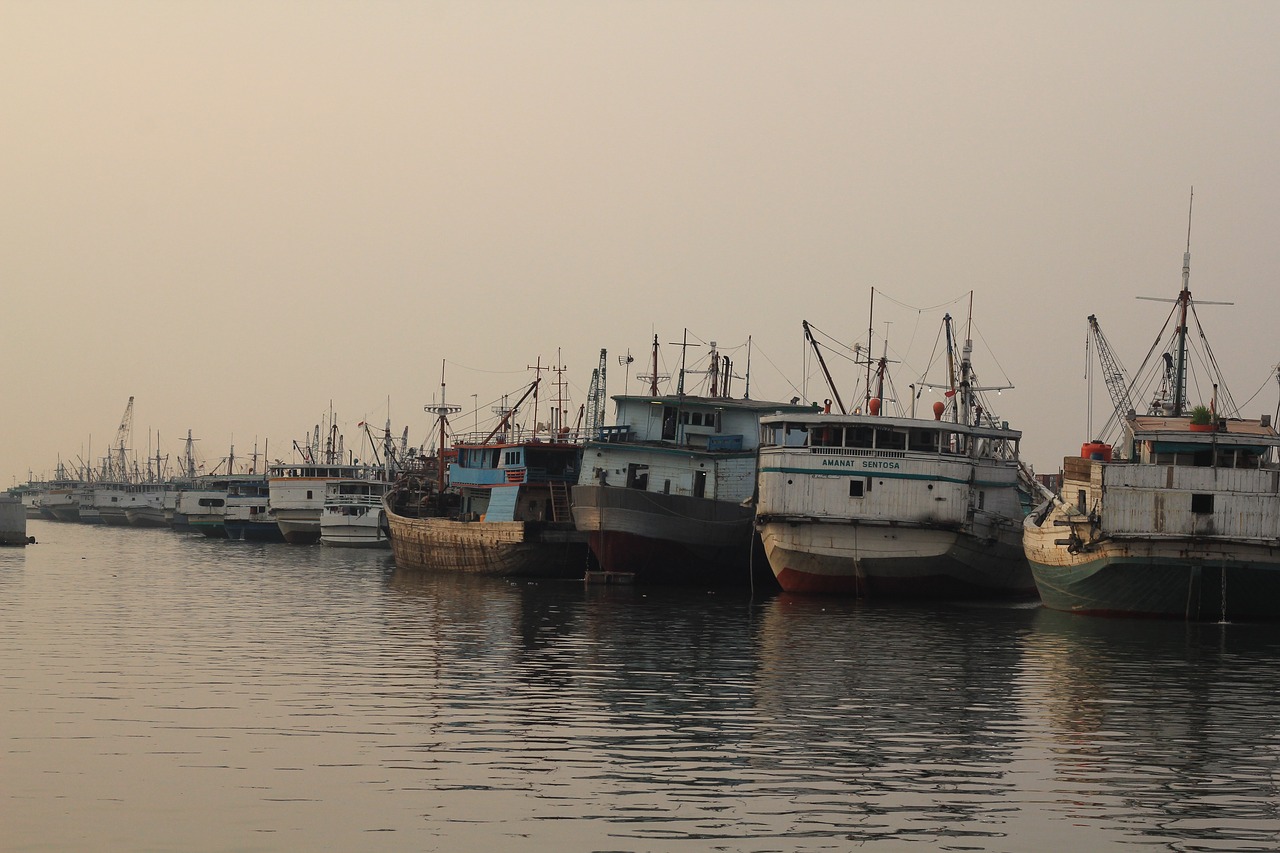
[808,447,907,459]
[325,494,383,508]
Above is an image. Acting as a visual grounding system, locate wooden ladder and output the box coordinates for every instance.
[549,481,571,523]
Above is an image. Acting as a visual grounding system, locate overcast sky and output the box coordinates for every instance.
[3,0,1278,484]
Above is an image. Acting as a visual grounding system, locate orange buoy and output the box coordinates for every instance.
[868,397,881,415]
[932,401,945,420]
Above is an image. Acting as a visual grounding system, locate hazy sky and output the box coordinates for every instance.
[3,0,1278,484]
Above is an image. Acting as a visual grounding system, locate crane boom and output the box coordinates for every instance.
[113,396,134,481]
[584,348,607,438]
[1087,315,1136,421]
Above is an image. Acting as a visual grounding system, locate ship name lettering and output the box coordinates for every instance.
[820,459,902,470]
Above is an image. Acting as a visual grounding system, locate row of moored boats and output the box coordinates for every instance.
[13,215,1280,621]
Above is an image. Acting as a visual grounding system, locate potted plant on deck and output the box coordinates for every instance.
[1189,405,1215,432]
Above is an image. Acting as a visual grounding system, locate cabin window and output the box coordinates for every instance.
[198,498,225,508]
[849,480,865,498]
[875,428,907,451]
[1077,490,1087,514]
[626,464,649,490]
[978,491,985,510]
[783,424,809,447]
[693,470,707,498]
[662,407,677,440]
[663,479,670,495]
[846,426,874,449]
[812,427,839,448]
[1191,493,1214,514]
[908,429,939,453]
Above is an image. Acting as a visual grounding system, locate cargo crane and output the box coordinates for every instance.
[1085,315,1135,451]
[584,348,607,439]
[111,396,135,482]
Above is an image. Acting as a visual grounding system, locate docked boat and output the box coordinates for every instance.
[268,413,380,544]
[38,470,83,522]
[93,481,132,526]
[123,482,174,528]
[320,477,391,548]
[269,461,381,544]
[223,476,283,542]
[71,484,100,523]
[175,476,234,537]
[572,337,811,584]
[754,301,1037,598]
[1024,215,1280,620]
[385,369,588,577]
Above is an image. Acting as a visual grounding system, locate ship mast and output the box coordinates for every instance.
[425,360,461,493]
[1172,189,1194,418]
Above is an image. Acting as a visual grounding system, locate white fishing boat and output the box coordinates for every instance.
[1024,202,1280,620]
[72,484,101,524]
[754,297,1037,598]
[39,470,83,522]
[320,478,391,548]
[270,461,382,544]
[123,482,173,528]
[175,476,233,537]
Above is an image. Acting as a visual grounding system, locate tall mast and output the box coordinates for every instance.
[526,355,547,439]
[864,287,875,413]
[1173,188,1194,417]
[425,360,461,492]
[649,334,660,396]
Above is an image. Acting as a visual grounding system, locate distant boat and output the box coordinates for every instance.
[223,476,283,542]
[755,298,1037,598]
[268,412,380,544]
[38,471,83,522]
[269,461,382,544]
[1024,206,1280,620]
[320,477,391,548]
[385,368,588,577]
[175,476,233,538]
[123,483,173,528]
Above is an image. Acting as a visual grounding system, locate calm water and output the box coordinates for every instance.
[5,521,1280,852]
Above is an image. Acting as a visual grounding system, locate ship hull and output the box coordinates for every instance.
[386,505,586,578]
[759,520,1035,598]
[572,484,765,584]
[124,506,169,528]
[223,520,286,542]
[320,518,390,548]
[276,517,321,545]
[47,504,80,523]
[1025,517,1280,620]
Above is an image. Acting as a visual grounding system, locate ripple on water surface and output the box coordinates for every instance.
[4,520,1280,851]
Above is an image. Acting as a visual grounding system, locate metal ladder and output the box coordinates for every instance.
[549,481,571,523]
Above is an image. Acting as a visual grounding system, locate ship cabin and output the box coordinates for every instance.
[758,414,1021,462]
[1123,415,1280,469]
[1057,415,1280,539]
[449,441,581,523]
[597,395,811,452]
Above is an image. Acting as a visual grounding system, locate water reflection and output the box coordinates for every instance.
[1023,609,1280,851]
[752,595,1037,846]
[9,521,1280,851]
